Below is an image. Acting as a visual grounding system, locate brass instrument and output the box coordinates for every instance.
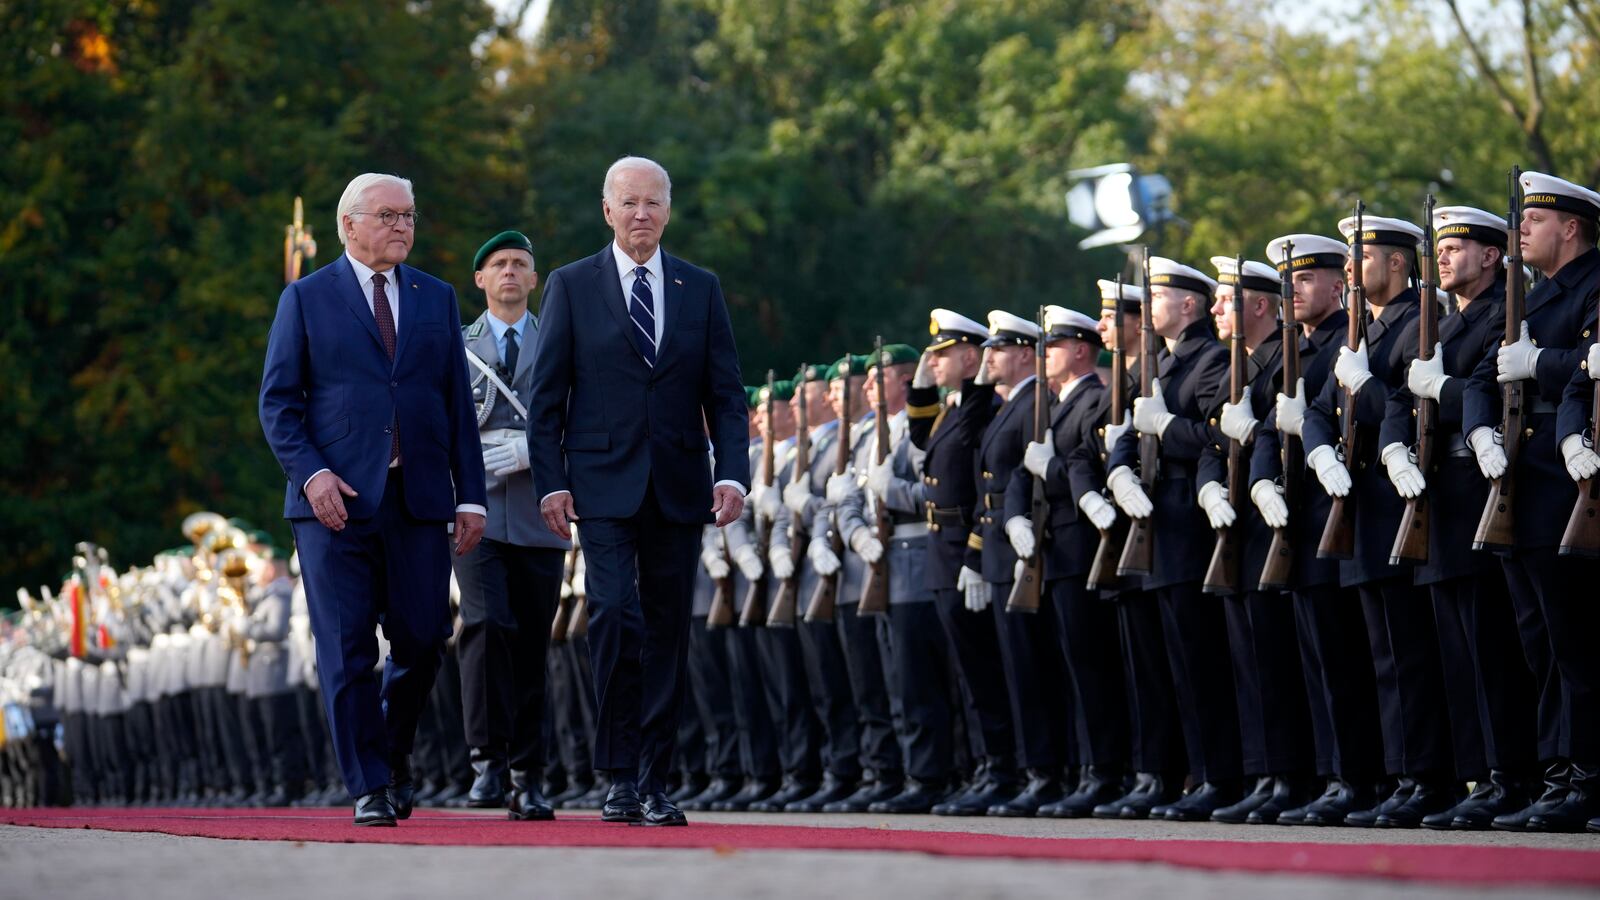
[284,196,318,285]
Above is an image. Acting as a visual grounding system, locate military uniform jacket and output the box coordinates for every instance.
[241,579,293,698]
[1197,333,1284,593]
[1109,320,1231,590]
[793,418,843,605]
[1302,288,1422,587]
[908,380,1000,588]
[1001,374,1106,582]
[974,378,1044,583]
[1379,282,1506,583]
[838,409,935,606]
[463,311,572,551]
[819,414,877,605]
[1250,310,1347,590]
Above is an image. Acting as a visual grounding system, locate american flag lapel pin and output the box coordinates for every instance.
[673,278,683,285]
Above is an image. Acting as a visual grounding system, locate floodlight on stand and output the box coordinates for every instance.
[1064,164,1174,250]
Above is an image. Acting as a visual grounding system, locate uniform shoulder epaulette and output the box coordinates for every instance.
[464,320,486,339]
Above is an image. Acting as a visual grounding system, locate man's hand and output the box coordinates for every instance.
[867,457,894,501]
[482,436,530,476]
[1106,466,1153,519]
[1467,426,1508,480]
[1132,379,1175,438]
[782,479,813,516]
[974,349,996,386]
[1497,322,1542,383]
[849,528,884,563]
[809,540,842,576]
[1023,439,1055,479]
[1220,401,1259,444]
[826,472,856,504]
[912,351,936,389]
[1275,379,1307,437]
[1197,481,1236,529]
[1078,492,1117,531]
[1407,344,1450,400]
[1589,342,1600,382]
[1005,516,1035,559]
[732,544,765,581]
[1306,445,1352,497]
[1334,340,1373,395]
[306,471,359,532]
[454,511,485,557]
[711,485,745,527]
[1380,442,1427,499]
[701,547,731,580]
[1250,479,1289,529]
[1560,434,1600,482]
[541,491,578,541]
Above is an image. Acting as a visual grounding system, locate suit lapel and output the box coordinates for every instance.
[592,247,652,366]
[332,255,385,354]
[392,265,420,366]
[1051,373,1100,427]
[655,253,684,362]
[982,382,1029,458]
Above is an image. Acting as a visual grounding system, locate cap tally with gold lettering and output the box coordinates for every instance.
[1147,257,1218,298]
[1265,234,1348,274]
[982,310,1042,348]
[1098,279,1144,315]
[1433,206,1508,250]
[1520,171,1600,222]
[925,308,989,353]
[1337,214,1424,249]
[1043,306,1099,344]
[1209,257,1280,293]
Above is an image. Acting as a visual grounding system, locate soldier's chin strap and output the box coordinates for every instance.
[466,349,528,419]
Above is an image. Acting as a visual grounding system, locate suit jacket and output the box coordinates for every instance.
[259,253,486,521]
[525,246,749,523]
[1004,374,1107,582]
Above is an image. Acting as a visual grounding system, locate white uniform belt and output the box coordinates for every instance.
[481,428,523,446]
[892,522,928,539]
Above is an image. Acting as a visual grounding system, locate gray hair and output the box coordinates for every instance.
[602,156,671,207]
[335,173,415,245]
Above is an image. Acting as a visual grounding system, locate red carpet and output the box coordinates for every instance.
[4,807,1598,888]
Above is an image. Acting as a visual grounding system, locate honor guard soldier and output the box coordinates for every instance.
[907,309,1022,816]
[1466,172,1600,832]
[1201,256,1318,824]
[1303,213,1457,827]
[455,230,571,820]
[1106,256,1243,821]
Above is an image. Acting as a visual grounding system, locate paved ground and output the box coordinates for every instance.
[3,811,1597,900]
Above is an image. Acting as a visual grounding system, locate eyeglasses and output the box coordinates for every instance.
[356,209,419,228]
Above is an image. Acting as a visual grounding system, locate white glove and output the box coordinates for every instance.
[1334,340,1373,395]
[1104,417,1132,451]
[732,544,765,581]
[753,483,783,520]
[1407,344,1450,400]
[826,471,856,504]
[974,348,996,385]
[1381,442,1427,498]
[1467,426,1508,480]
[1220,401,1259,444]
[1106,465,1153,519]
[767,546,795,581]
[1023,439,1055,479]
[849,528,884,563]
[808,540,841,576]
[1560,434,1600,482]
[1078,492,1117,530]
[1133,378,1176,437]
[1306,444,1352,498]
[1005,516,1036,559]
[482,435,530,476]
[866,457,893,501]
[1275,379,1307,437]
[1250,479,1289,529]
[701,548,731,580]
[957,566,991,612]
[1497,322,1542,383]
[1197,480,1236,529]
[912,352,936,389]
[1589,342,1600,382]
[783,479,813,516]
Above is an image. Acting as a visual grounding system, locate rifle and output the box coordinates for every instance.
[1560,304,1600,556]
[740,370,778,627]
[706,530,737,628]
[1087,276,1129,590]
[550,545,577,643]
[1317,200,1367,559]
[805,357,853,623]
[283,196,317,285]
[566,581,589,639]
[1475,168,1527,550]
[1007,307,1050,613]
[1204,254,1248,594]
[1117,248,1158,575]
[1392,194,1438,564]
[1259,241,1300,589]
[858,337,892,615]
[767,366,810,627]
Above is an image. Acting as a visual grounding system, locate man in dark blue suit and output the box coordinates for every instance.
[260,173,487,827]
[527,156,750,827]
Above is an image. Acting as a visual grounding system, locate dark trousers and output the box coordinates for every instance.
[256,692,308,787]
[884,601,956,782]
[547,638,597,781]
[1157,582,1243,783]
[238,691,268,791]
[206,686,250,791]
[1358,576,1452,778]
[1049,578,1129,770]
[93,712,129,800]
[836,602,900,776]
[454,539,563,773]
[427,644,470,784]
[687,616,742,778]
[1117,591,1185,776]
[125,701,158,797]
[1292,584,1384,780]
[1501,549,1600,766]
[1431,573,1538,779]
[755,624,821,777]
[723,626,781,779]
[577,484,701,794]
[931,587,1017,768]
[990,582,1072,770]
[1224,589,1315,776]
[292,468,452,797]
[796,618,862,779]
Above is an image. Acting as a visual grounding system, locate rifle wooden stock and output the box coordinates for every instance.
[859,338,892,615]
[1118,251,1159,576]
[1204,255,1248,595]
[1260,240,1300,590]
[1087,519,1128,590]
[1089,278,1129,592]
[566,594,588,640]
[1560,338,1600,557]
[550,594,573,644]
[1391,195,1438,566]
[769,367,810,628]
[1476,168,1527,551]
[706,535,737,628]
[806,359,854,624]
[1007,307,1049,614]
[1317,201,1366,561]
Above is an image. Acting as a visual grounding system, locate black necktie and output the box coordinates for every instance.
[504,326,520,377]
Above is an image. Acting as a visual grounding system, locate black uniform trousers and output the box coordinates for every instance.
[687,616,742,779]
[1291,585,1384,780]
[1430,574,1538,780]
[991,583,1073,771]
[1050,579,1129,769]
[1358,576,1453,778]
[1157,583,1243,784]
[796,618,862,779]
[1500,548,1600,766]
[424,645,470,787]
[754,626,821,778]
[1116,590,1186,776]
[835,601,901,777]
[720,618,780,779]
[884,601,957,782]
[546,638,598,781]
[1224,589,1315,777]
[931,587,1017,769]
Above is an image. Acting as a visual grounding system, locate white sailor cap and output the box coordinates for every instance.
[925,308,989,352]
[1520,171,1600,222]
[1097,278,1145,314]
[1209,256,1280,293]
[1147,257,1218,297]
[1043,306,1099,343]
[1337,214,1424,249]
[1433,206,1508,249]
[982,309,1042,348]
[1265,234,1348,273]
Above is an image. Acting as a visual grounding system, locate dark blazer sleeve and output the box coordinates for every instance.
[259,281,328,495]
[526,268,576,498]
[444,285,487,508]
[701,274,751,490]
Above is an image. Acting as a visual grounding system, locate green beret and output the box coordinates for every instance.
[159,547,191,558]
[473,230,535,271]
[796,363,830,384]
[867,343,919,370]
[826,354,871,381]
[760,379,797,403]
[226,517,256,532]
[246,530,277,549]
[745,386,762,409]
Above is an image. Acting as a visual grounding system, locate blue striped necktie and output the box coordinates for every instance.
[629,265,657,367]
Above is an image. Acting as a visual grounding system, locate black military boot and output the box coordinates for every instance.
[1245,775,1317,825]
[1421,770,1529,830]
[1165,780,1243,822]
[682,775,741,811]
[1211,776,1274,824]
[465,750,509,809]
[669,772,709,805]
[868,779,947,814]
[1493,762,1573,832]
[1039,767,1124,819]
[1093,772,1175,820]
[1345,777,1412,827]
[1526,763,1600,832]
[987,769,1066,817]
[785,771,857,813]
[826,774,905,813]
[1282,777,1379,826]
[1376,777,1463,827]
[709,775,779,812]
[749,774,819,812]
[933,764,1019,816]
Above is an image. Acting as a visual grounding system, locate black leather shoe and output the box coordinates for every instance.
[868,779,945,814]
[682,776,741,811]
[1285,778,1380,826]
[601,780,643,823]
[1040,768,1125,819]
[709,776,779,812]
[1376,779,1462,828]
[1493,763,1573,832]
[1344,778,1412,827]
[749,775,818,812]
[987,770,1066,817]
[1526,765,1600,833]
[825,776,904,813]
[1244,775,1316,825]
[1165,780,1242,822]
[507,771,555,822]
[670,774,709,805]
[932,768,1019,816]
[786,773,857,813]
[1211,776,1274,824]
[1588,816,1600,833]
[1093,772,1176,820]
[388,756,416,820]
[638,791,688,826]
[465,755,509,809]
[1443,771,1534,830]
[354,789,397,827]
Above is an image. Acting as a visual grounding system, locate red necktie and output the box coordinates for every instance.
[373,273,400,463]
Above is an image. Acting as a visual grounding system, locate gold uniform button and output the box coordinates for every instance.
[1336,407,1343,416]
[931,524,941,533]
[1209,418,1218,426]
[1524,428,1535,439]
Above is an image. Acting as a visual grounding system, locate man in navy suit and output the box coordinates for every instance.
[527,156,749,827]
[260,173,487,827]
